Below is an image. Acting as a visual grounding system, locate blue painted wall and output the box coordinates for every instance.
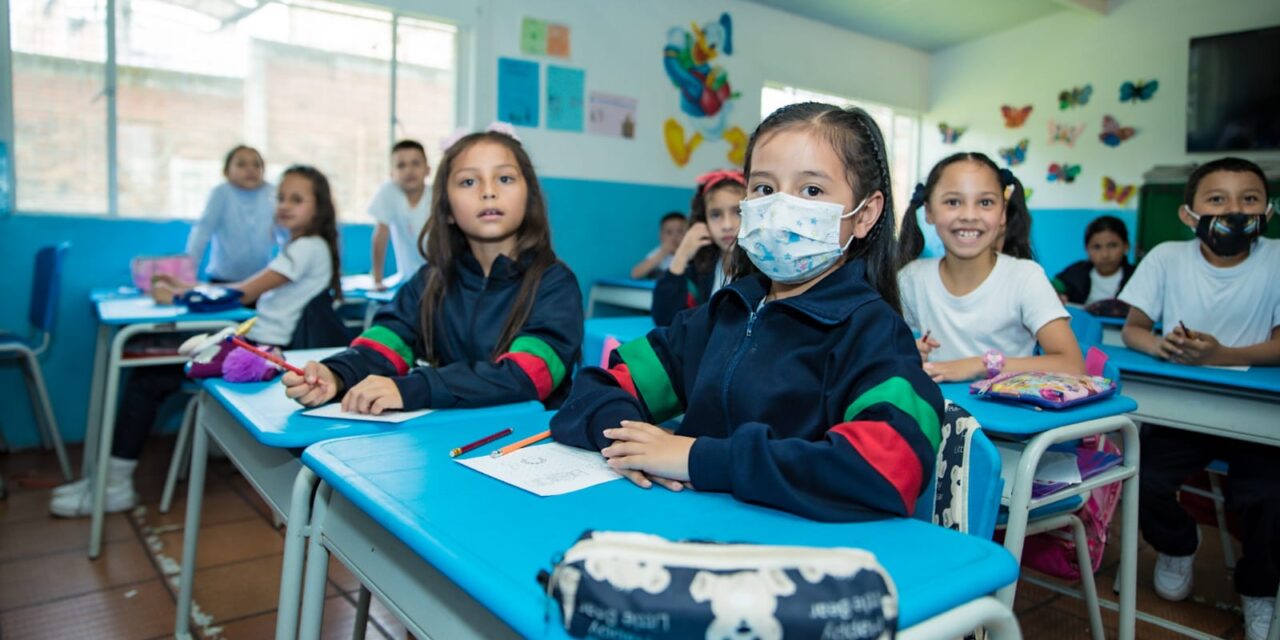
[0,176,693,449]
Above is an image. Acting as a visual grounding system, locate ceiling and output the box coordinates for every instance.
[742,0,1092,52]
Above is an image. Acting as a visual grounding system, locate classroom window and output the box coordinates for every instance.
[761,84,920,225]
[7,0,458,220]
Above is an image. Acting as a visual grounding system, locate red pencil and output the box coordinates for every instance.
[229,336,305,376]
[450,428,514,458]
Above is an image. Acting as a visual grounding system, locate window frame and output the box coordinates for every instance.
[1,0,469,219]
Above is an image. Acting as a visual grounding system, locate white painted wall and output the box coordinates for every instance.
[463,0,931,186]
[923,0,1280,210]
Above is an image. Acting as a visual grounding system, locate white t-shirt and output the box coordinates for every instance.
[368,180,429,280]
[898,254,1070,362]
[250,236,334,346]
[1119,238,1280,348]
[1086,268,1124,304]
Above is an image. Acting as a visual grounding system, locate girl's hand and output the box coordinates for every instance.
[672,223,713,265]
[282,361,339,406]
[616,469,687,492]
[922,358,986,382]
[915,335,940,362]
[1168,328,1221,365]
[151,282,178,305]
[341,375,404,415]
[601,420,695,483]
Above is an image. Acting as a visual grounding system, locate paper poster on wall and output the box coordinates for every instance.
[662,12,746,166]
[588,92,638,139]
[498,57,540,127]
[547,23,571,57]
[520,18,547,56]
[546,66,585,132]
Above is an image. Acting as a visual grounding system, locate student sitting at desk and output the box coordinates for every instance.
[552,103,943,522]
[50,166,342,517]
[629,211,687,279]
[1118,157,1279,640]
[283,125,584,413]
[1051,215,1135,309]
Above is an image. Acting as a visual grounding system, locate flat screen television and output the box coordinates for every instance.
[1186,26,1280,152]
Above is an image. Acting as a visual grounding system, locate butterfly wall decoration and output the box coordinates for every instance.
[999,138,1029,166]
[1058,84,1093,110]
[939,123,967,144]
[1102,177,1137,206]
[1001,105,1033,128]
[1119,80,1158,103]
[1048,120,1085,146]
[1048,163,1082,183]
[1099,115,1137,147]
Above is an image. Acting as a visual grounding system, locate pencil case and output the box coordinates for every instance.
[969,371,1117,410]
[540,530,898,639]
[176,285,244,313]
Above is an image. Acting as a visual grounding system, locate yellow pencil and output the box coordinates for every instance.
[489,429,551,458]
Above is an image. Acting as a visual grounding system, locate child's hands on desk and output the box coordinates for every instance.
[1161,325,1221,365]
[282,361,340,406]
[915,334,940,362]
[922,357,985,382]
[340,375,403,415]
[602,421,695,491]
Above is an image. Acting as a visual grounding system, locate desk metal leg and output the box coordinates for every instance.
[898,596,1022,640]
[174,405,209,637]
[1116,433,1140,640]
[586,288,598,319]
[362,301,377,331]
[352,587,371,640]
[83,323,111,476]
[275,467,318,640]
[88,325,137,558]
[1267,582,1279,640]
[298,482,333,640]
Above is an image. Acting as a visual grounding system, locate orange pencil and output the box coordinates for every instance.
[489,429,551,458]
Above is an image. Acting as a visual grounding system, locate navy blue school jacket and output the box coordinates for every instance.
[651,264,715,327]
[551,259,944,522]
[1052,259,1135,304]
[323,251,583,410]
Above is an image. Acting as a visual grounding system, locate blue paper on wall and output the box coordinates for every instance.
[498,57,539,127]
[0,141,10,216]
[546,65,584,132]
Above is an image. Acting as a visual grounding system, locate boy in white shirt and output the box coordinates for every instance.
[1119,157,1279,640]
[369,140,430,289]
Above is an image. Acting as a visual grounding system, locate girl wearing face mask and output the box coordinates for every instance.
[896,153,1084,382]
[651,169,749,326]
[551,103,943,522]
[1116,157,1279,640]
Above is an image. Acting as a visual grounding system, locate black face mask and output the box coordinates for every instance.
[1188,210,1267,257]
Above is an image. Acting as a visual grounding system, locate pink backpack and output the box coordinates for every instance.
[1019,434,1123,580]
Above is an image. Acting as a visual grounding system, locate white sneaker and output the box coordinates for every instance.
[49,477,138,518]
[1243,596,1275,640]
[52,477,90,498]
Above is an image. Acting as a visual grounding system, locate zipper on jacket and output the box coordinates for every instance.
[467,275,490,360]
[719,306,759,422]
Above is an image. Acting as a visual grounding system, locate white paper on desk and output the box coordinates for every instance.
[341,272,402,291]
[996,444,1081,501]
[301,403,434,423]
[1203,364,1250,372]
[455,443,623,496]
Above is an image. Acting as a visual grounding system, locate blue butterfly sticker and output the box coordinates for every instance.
[1119,80,1158,103]
[998,139,1029,167]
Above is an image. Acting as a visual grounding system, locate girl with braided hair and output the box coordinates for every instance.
[550,103,944,522]
[897,152,1083,382]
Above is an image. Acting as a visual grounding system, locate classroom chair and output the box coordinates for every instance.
[1066,306,1104,349]
[160,290,350,513]
[0,242,73,481]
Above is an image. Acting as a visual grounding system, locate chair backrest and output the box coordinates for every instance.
[288,290,351,350]
[1066,306,1103,349]
[913,400,1003,540]
[29,243,70,337]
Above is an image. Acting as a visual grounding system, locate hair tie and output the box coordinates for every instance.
[911,183,926,206]
[695,168,746,190]
[998,167,1015,186]
[440,121,523,152]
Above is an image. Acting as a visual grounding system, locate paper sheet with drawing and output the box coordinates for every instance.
[455,442,622,496]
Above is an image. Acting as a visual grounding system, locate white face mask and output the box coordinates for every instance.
[737,192,870,284]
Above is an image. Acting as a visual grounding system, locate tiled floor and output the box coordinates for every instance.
[0,439,404,640]
[0,438,1257,639]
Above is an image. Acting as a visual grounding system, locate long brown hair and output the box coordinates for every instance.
[688,171,747,276]
[280,165,342,302]
[416,131,556,365]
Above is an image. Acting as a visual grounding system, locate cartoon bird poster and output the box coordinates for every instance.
[662,13,747,167]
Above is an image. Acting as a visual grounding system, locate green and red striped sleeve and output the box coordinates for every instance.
[613,336,683,422]
[495,336,569,401]
[350,325,413,376]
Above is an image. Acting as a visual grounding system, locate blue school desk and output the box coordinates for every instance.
[586,277,656,317]
[84,289,253,559]
[942,384,1141,640]
[294,413,1024,640]
[339,274,401,330]
[583,316,655,368]
[1100,345,1280,447]
[171,348,543,639]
